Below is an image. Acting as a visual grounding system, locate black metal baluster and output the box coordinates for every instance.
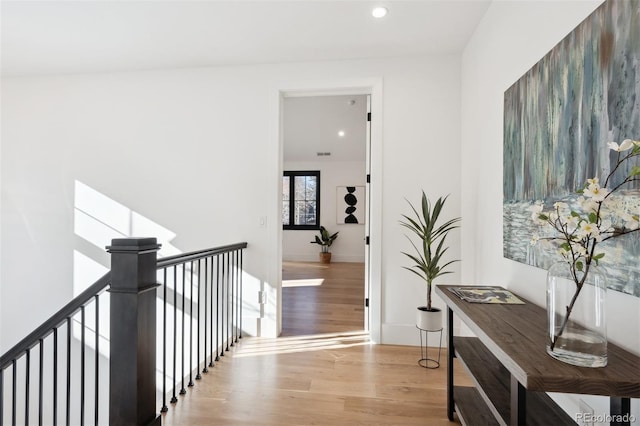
[239,249,243,340]
[188,261,194,388]
[220,253,225,357]
[215,255,220,362]
[0,367,3,426]
[80,307,85,426]
[232,250,237,343]
[25,349,30,425]
[53,328,58,426]
[195,259,202,381]
[39,339,43,426]
[66,319,71,426]
[171,266,178,405]
[209,257,214,367]
[229,252,235,346]
[94,295,99,426]
[161,269,168,413]
[226,252,231,352]
[235,250,239,343]
[12,360,17,426]
[180,264,186,396]
[202,258,209,374]
[0,366,3,426]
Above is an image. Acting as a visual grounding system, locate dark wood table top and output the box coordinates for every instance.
[436,285,640,397]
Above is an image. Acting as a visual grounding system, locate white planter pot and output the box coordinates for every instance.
[416,307,442,331]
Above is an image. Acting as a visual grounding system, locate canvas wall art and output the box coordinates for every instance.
[503,0,640,297]
[337,186,365,224]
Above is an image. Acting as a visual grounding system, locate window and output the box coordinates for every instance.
[283,171,320,230]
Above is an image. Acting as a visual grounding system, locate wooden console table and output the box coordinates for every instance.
[435,285,640,426]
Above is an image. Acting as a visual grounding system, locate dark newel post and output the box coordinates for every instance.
[107,238,162,426]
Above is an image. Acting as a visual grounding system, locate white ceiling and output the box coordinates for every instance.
[1,0,491,77]
[284,95,368,162]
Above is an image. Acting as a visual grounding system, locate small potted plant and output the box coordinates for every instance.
[310,226,339,264]
[400,191,461,331]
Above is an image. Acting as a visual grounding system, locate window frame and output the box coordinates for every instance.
[282,170,321,230]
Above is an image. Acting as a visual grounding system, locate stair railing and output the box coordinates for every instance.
[0,237,247,425]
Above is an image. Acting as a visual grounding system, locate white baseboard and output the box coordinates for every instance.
[282,254,365,263]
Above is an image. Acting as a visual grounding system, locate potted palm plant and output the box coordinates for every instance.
[310,226,339,264]
[400,191,461,331]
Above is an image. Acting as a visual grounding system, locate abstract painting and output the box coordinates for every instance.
[503,0,640,297]
[337,186,365,224]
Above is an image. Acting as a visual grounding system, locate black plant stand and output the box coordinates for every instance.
[417,325,443,368]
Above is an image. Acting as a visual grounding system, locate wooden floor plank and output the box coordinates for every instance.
[162,262,465,425]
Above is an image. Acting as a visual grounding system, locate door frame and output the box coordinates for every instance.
[273,78,383,343]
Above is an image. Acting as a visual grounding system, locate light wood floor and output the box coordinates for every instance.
[282,261,365,336]
[162,261,468,425]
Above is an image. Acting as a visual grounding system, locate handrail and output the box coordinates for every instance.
[1,241,249,368]
[0,272,111,369]
[157,242,248,268]
[0,239,248,425]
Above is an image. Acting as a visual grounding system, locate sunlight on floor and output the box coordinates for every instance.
[233,331,370,358]
[282,278,325,287]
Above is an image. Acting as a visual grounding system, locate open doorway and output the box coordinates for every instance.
[281,94,370,336]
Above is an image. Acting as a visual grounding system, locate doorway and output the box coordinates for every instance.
[280,94,370,336]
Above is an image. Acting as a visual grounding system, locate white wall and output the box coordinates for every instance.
[461,0,638,422]
[1,54,462,350]
[283,160,366,263]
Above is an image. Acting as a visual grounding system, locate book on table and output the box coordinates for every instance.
[448,286,525,304]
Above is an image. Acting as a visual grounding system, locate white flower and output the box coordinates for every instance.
[563,214,579,232]
[530,234,539,246]
[587,177,599,186]
[577,221,600,240]
[599,219,613,233]
[576,245,587,257]
[553,201,568,211]
[529,203,544,222]
[607,139,635,151]
[621,212,640,230]
[578,196,599,213]
[583,183,609,202]
[558,245,572,258]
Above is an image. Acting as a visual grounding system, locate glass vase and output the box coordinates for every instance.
[546,261,607,368]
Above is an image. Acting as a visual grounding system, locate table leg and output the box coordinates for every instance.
[447,307,454,421]
[510,375,526,425]
[610,397,631,426]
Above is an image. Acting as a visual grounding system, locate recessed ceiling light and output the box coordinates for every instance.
[338,130,346,137]
[372,7,388,18]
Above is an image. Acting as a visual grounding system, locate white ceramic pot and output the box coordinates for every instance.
[416,306,442,331]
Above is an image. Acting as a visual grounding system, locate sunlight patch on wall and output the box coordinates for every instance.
[73,180,180,260]
[73,180,182,359]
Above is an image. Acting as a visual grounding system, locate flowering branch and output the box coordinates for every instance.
[530,139,640,350]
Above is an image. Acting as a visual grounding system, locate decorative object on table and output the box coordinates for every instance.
[531,139,640,367]
[310,226,339,264]
[503,0,640,298]
[336,186,365,224]
[400,191,461,332]
[448,286,525,305]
